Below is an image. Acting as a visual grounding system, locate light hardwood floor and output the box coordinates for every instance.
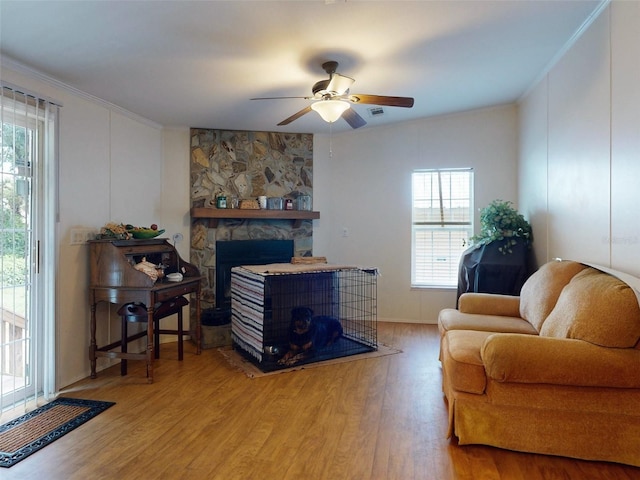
[3,323,639,479]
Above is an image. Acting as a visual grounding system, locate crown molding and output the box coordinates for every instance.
[519,0,610,102]
[1,54,163,130]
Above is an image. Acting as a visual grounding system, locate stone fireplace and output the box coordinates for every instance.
[189,128,314,310]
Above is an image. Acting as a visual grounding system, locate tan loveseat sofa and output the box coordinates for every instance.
[438,259,640,466]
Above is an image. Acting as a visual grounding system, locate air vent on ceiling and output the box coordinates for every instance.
[367,106,385,118]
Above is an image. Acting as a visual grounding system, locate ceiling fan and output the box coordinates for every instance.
[251,61,414,129]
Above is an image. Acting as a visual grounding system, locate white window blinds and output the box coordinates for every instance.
[411,169,473,287]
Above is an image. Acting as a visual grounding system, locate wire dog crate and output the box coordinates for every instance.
[231,264,378,372]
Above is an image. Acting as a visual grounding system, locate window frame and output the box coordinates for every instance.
[411,168,474,288]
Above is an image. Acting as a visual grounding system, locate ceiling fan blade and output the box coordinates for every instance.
[342,108,367,129]
[347,94,414,108]
[251,96,311,100]
[326,73,355,96]
[277,106,313,126]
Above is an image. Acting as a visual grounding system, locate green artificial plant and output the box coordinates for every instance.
[468,199,533,254]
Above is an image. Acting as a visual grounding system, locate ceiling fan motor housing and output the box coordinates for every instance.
[321,61,339,74]
[312,79,331,97]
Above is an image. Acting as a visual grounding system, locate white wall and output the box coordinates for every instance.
[160,128,191,263]
[517,76,549,268]
[313,105,519,324]
[610,1,640,272]
[519,2,640,276]
[1,64,170,389]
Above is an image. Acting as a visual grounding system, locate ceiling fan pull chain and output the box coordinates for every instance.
[329,122,333,158]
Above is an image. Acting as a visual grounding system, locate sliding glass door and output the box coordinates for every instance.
[1,85,57,411]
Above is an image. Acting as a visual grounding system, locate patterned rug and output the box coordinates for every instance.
[219,343,402,378]
[0,397,115,468]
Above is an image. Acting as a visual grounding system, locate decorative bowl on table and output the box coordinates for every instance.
[166,272,183,282]
[130,228,165,239]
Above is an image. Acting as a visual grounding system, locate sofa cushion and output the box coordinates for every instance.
[519,259,588,332]
[441,330,494,394]
[540,268,640,348]
[438,308,538,336]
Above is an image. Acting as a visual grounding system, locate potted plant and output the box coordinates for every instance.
[457,200,533,301]
[468,199,533,254]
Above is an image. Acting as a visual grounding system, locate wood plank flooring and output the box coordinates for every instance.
[2,323,639,479]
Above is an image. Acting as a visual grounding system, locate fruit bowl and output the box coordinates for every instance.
[130,228,165,239]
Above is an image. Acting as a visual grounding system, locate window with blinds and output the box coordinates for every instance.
[411,168,473,287]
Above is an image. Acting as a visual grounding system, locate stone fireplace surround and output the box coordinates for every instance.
[189,128,314,310]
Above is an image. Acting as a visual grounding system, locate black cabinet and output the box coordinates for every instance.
[457,240,532,303]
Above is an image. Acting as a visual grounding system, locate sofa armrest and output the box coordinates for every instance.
[458,293,521,317]
[481,333,640,388]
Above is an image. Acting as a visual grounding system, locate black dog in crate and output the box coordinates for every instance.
[278,307,343,366]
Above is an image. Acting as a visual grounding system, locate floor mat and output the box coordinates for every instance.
[0,397,115,468]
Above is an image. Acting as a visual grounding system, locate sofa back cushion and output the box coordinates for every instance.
[519,260,588,331]
[540,267,640,348]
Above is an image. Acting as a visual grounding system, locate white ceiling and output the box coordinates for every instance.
[0,0,603,134]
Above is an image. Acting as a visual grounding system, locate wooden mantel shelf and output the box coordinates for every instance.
[191,207,320,228]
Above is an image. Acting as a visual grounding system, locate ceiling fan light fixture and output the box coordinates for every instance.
[311,99,350,123]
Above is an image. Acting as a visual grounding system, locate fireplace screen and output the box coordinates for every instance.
[216,240,294,311]
[231,264,377,372]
